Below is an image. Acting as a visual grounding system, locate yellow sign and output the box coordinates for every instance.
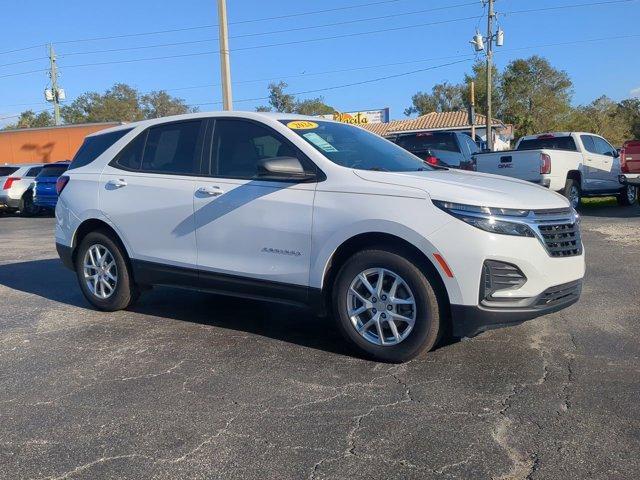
[287,120,318,130]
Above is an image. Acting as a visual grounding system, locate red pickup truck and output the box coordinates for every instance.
[619,140,640,190]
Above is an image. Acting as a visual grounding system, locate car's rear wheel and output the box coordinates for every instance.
[332,249,442,363]
[19,193,38,217]
[75,231,139,311]
[563,178,581,209]
[617,184,637,206]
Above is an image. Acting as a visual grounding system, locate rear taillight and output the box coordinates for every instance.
[3,177,20,190]
[56,175,70,195]
[424,155,440,166]
[540,153,551,174]
[620,148,629,173]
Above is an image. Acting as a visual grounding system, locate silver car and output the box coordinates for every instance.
[0,164,44,216]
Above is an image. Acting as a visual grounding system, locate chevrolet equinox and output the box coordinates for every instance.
[55,112,585,362]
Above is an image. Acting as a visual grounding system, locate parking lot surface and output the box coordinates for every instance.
[1,208,639,480]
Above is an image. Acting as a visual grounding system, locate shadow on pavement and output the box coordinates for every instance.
[0,258,354,358]
[579,203,640,219]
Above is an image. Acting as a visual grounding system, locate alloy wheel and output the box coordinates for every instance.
[83,244,118,299]
[346,268,417,346]
[569,185,580,208]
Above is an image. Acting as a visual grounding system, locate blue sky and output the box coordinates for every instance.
[0,0,638,125]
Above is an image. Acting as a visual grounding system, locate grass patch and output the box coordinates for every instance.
[580,197,617,208]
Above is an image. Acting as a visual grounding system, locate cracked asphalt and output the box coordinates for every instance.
[0,206,639,480]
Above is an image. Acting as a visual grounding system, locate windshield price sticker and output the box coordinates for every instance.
[287,121,318,130]
[303,132,338,152]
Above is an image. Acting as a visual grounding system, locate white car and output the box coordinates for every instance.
[55,112,585,362]
[0,163,43,215]
[474,132,637,208]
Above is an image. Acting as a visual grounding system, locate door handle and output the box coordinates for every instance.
[106,179,127,188]
[196,185,224,197]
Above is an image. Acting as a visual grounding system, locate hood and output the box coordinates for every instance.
[354,169,570,210]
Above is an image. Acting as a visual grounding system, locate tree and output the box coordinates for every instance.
[500,56,573,135]
[4,110,55,129]
[141,90,195,118]
[59,83,193,124]
[463,61,501,117]
[566,96,632,146]
[616,98,640,140]
[404,82,465,116]
[257,81,334,115]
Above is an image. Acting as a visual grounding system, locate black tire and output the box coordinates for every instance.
[563,178,581,209]
[616,184,637,206]
[19,193,38,217]
[75,230,139,311]
[332,249,442,363]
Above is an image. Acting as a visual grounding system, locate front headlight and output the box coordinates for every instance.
[433,200,535,237]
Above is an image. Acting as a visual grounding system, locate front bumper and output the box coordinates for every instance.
[56,242,74,270]
[451,279,582,337]
[619,174,640,186]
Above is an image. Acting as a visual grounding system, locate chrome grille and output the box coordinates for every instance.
[537,222,582,257]
[530,208,582,258]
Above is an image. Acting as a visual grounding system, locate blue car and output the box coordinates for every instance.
[33,161,70,211]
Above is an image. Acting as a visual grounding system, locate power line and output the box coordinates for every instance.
[58,14,482,70]
[191,58,473,107]
[0,108,53,121]
[166,53,478,93]
[0,44,46,56]
[0,57,48,69]
[0,68,49,79]
[50,0,412,46]
[504,0,635,16]
[58,1,480,58]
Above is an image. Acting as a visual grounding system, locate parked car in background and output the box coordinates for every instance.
[389,131,480,169]
[0,164,43,215]
[619,140,640,193]
[33,161,70,212]
[55,112,584,362]
[474,132,637,208]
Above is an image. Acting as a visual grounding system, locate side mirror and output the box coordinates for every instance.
[257,157,316,182]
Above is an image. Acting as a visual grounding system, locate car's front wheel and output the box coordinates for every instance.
[75,231,139,311]
[332,249,442,363]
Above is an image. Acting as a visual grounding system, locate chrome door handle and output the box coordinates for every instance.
[197,185,224,197]
[106,179,127,188]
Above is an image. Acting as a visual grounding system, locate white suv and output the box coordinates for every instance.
[55,112,585,362]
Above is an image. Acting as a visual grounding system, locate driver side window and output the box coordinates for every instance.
[210,119,302,179]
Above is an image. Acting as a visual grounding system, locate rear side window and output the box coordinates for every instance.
[0,167,18,176]
[112,132,147,171]
[395,132,460,153]
[518,136,577,151]
[37,165,68,178]
[141,121,204,175]
[26,167,42,177]
[68,129,132,170]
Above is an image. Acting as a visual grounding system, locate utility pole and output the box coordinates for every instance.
[470,0,503,151]
[470,81,476,140]
[217,0,233,110]
[47,44,63,126]
[485,0,495,151]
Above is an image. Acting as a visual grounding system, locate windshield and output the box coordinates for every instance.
[280,120,433,172]
[395,132,460,153]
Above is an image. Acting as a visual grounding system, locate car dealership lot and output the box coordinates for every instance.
[0,210,638,480]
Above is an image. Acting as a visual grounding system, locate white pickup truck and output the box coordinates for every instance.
[474,132,638,208]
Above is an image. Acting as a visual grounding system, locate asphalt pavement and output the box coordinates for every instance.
[0,206,638,480]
